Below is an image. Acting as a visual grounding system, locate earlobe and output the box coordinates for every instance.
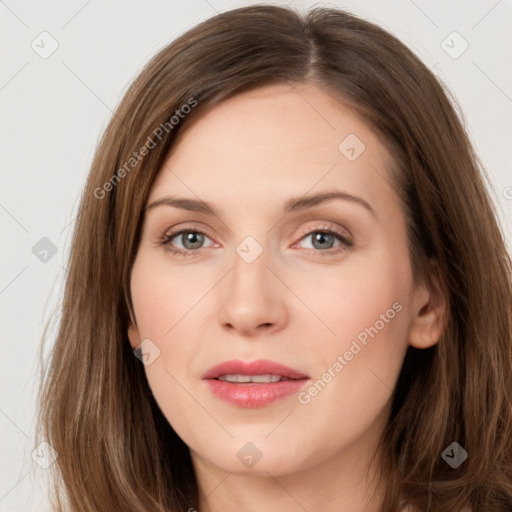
[408,261,447,349]
[127,322,142,349]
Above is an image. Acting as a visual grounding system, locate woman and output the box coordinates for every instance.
[37,5,512,511]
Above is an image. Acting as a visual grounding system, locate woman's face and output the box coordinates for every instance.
[128,83,435,478]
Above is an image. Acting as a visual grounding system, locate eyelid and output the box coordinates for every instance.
[158,223,216,246]
[292,222,352,245]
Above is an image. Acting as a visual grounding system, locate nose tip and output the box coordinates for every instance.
[223,314,279,336]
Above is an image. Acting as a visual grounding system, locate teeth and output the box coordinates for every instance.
[217,374,283,383]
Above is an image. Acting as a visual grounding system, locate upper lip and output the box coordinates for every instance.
[202,359,309,380]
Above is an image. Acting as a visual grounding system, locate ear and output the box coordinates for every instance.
[408,259,447,349]
[127,320,142,350]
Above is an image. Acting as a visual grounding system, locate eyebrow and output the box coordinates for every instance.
[145,190,376,218]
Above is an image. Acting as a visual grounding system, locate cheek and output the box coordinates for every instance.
[292,279,409,452]
[130,259,204,437]
[302,275,408,393]
[130,253,218,415]
[289,245,411,351]
[130,253,213,340]
[290,245,412,408]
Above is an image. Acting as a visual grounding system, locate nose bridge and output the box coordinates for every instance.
[218,234,287,334]
[229,235,272,299]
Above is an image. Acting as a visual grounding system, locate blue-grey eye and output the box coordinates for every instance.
[310,232,336,250]
[178,231,205,250]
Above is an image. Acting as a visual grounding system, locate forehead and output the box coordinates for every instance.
[148,83,397,219]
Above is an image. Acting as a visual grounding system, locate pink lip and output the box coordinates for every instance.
[203,359,309,380]
[203,359,310,408]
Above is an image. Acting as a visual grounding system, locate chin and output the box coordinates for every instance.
[190,435,320,478]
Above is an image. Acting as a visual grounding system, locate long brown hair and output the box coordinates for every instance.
[37,5,512,511]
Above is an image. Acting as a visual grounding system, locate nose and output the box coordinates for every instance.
[218,247,288,337]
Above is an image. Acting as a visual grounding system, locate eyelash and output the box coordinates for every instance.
[157,223,353,257]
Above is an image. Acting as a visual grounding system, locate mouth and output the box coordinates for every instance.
[203,359,310,408]
[216,374,295,383]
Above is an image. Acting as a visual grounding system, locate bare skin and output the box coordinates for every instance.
[128,83,446,512]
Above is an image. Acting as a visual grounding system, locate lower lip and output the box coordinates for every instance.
[205,379,308,408]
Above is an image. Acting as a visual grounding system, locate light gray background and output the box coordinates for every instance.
[1,0,511,510]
